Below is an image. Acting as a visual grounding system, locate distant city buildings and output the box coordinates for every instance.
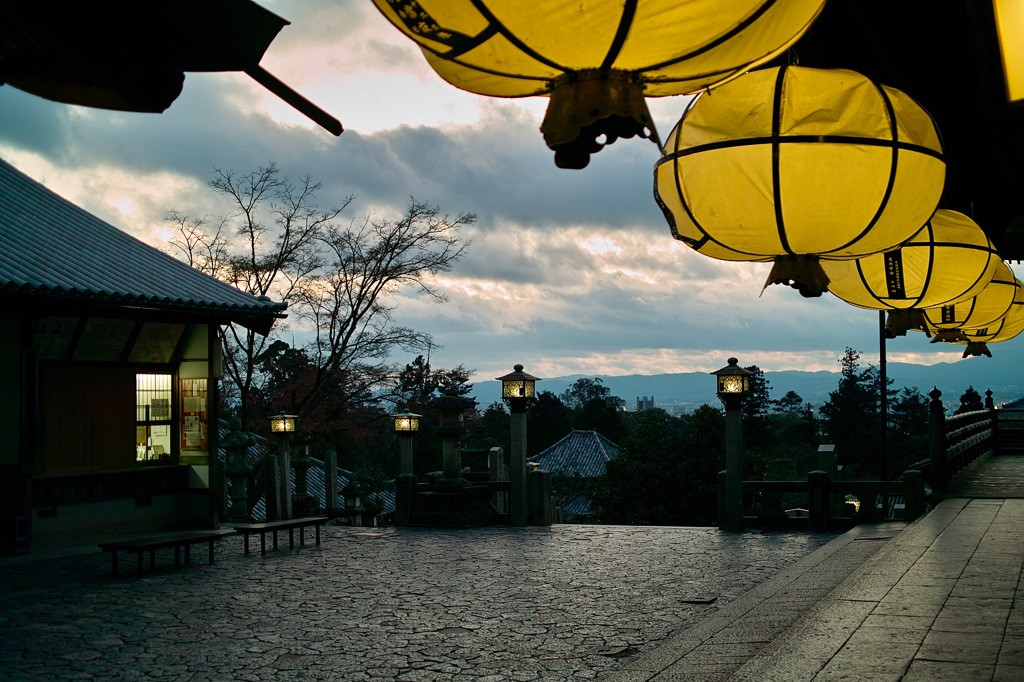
[636,395,655,411]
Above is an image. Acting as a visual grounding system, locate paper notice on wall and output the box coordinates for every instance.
[183,397,205,414]
[151,398,170,420]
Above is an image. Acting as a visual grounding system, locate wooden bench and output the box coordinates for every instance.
[230,517,328,555]
[99,529,235,576]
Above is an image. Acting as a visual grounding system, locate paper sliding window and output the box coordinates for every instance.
[137,373,172,462]
[181,378,208,450]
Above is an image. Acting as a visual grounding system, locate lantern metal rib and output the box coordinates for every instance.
[599,0,638,69]
[828,79,900,255]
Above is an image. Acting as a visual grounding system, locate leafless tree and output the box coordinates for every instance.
[294,199,472,417]
[166,163,472,429]
[166,211,230,280]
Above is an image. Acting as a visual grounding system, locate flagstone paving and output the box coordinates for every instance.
[0,525,834,681]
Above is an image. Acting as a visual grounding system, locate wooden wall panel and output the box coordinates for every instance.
[37,366,135,475]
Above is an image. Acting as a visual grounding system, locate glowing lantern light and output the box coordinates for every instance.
[655,65,945,296]
[823,209,999,313]
[922,261,1020,334]
[929,284,1024,357]
[371,0,826,168]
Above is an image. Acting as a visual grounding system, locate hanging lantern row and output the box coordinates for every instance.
[372,0,826,168]
[655,65,946,297]
[922,283,1024,357]
[822,209,1000,336]
[922,261,1021,334]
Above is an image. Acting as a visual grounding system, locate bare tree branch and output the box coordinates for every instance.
[166,165,471,431]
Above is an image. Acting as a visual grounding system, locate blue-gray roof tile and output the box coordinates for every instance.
[533,430,620,479]
[0,157,285,319]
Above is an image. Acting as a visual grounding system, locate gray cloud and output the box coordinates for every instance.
[1,0,1021,381]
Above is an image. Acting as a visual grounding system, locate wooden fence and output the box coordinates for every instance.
[726,387,1003,531]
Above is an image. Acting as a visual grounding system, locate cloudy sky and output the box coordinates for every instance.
[1,0,1020,383]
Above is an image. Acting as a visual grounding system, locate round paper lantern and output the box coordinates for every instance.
[822,210,999,311]
[931,285,1024,357]
[372,0,826,168]
[655,65,945,296]
[922,261,1020,332]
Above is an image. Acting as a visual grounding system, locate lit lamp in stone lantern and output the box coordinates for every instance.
[497,364,540,526]
[711,359,754,532]
[270,412,298,519]
[393,411,421,527]
[393,412,421,475]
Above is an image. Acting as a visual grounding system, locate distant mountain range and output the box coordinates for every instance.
[470,362,1024,413]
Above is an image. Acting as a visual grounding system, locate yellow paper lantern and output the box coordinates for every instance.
[930,285,1024,357]
[655,65,945,296]
[371,0,826,168]
[922,261,1020,333]
[822,210,999,311]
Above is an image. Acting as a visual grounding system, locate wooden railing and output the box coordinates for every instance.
[927,387,998,493]
[725,388,1006,531]
[729,470,926,531]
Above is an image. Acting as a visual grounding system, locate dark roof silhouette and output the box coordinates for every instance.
[0,157,285,332]
[1,1,341,134]
[533,430,619,479]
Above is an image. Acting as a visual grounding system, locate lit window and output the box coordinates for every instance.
[137,374,172,462]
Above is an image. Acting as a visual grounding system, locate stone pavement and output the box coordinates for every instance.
[613,454,1024,681]
[0,524,834,681]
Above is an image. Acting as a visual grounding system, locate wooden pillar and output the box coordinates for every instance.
[808,470,829,531]
[723,402,743,532]
[510,410,527,527]
[207,320,222,527]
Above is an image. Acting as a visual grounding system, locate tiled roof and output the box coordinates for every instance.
[560,493,594,518]
[533,430,620,479]
[0,157,285,322]
[247,463,395,522]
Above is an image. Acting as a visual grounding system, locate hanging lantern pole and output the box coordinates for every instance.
[879,310,889,482]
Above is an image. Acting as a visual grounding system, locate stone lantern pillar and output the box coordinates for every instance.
[222,418,254,523]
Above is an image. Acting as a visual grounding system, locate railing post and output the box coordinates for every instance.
[527,468,554,526]
[903,469,925,522]
[929,387,949,494]
[808,470,829,531]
